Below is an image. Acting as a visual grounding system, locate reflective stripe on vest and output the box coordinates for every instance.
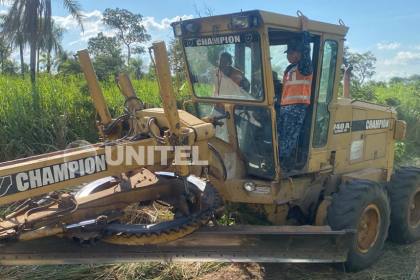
[284,80,312,86]
[281,65,313,105]
[283,95,311,102]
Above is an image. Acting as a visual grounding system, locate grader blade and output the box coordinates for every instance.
[0,225,355,265]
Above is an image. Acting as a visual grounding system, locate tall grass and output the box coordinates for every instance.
[0,74,182,162]
[0,73,192,162]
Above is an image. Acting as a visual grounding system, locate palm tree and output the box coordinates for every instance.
[37,19,65,73]
[1,0,84,83]
[46,22,65,73]
[0,37,12,75]
[0,13,26,78]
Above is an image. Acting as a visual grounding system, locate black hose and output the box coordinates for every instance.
[147,117,166,145]
[103,114,130,135]
[129,132,149,142]
[123,96,144,114]
[119,115,134,141]
[208,143,227,181]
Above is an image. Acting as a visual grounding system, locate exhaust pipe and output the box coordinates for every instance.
[343,65,353,99]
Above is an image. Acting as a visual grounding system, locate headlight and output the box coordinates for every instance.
[244,181,256,192]
[232,16,249,29]
[230,15,259,30]
[173,23,183,37]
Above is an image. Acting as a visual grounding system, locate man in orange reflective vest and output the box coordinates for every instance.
[277,13,313,172]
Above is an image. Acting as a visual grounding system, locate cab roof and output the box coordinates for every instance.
[181,10,349,37]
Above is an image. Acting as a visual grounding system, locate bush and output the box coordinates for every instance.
[375,81,420,144]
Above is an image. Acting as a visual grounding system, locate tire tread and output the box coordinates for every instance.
[387,166,420,244]
[326,179,390,272]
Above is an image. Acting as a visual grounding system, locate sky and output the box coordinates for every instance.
[2,0,420,81]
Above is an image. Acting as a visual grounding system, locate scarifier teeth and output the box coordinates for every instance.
[99,182,224,243]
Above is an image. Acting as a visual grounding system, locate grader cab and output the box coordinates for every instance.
[0,10,419,272]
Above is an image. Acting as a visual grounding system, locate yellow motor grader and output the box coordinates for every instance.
[0,10,419,272]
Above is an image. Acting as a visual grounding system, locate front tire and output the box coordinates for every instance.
[326,179,390,272]
[387,166,420,244]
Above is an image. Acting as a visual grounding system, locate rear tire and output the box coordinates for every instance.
[387,166,420,244]
[326,179,390,272]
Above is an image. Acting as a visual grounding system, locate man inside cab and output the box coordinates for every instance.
[215,52,250,95]
[207,52,250,142]
[213,52,250,111]
[190,52,250,112]
[278,13,313,172]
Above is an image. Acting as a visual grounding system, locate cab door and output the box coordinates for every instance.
[308,36,342,172]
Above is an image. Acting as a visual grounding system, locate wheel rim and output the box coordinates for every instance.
[409,187,420,228]
[356,204,381,253]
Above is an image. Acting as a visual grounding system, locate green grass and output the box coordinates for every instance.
[0,74,191,162]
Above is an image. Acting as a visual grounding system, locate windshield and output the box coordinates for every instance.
[184,33,263,101]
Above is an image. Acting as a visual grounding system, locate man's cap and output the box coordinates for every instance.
[284,41,302,53]
[272,71,280,81]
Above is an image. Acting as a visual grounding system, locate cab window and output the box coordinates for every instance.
[313,40,338,147]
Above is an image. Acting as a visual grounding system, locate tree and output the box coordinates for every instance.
[39,52,54,72]
[55,50,72,68]
[389,76,406,85]
[168,38,186,91]
[147,60,156,80]
[408,74,420,83]
[192,2,215,17]
[88,32,121,57]
[341,46,378,101]
[0,37,13,75]
[0,13,26,78]
[38,20,65,73]
[88,32,125,81]
[102,8,151,67]
[1,0,84,83]
[342,46,377,85]
[130,57,144,80]
[3,58,20,75]
[56,51,82,76]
